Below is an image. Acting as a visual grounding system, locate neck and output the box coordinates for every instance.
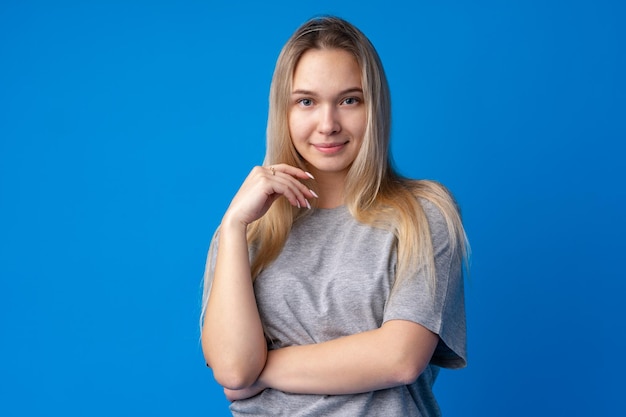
[309,169,348,209]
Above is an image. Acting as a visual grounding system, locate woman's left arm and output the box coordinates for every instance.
[224,319,438,400]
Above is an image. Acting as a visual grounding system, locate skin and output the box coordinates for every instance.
[202,47,439,401]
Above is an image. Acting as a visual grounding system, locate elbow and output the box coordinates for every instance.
[204,345,267,390]
[388,354,429,386]
[378,320,439,386]
[202,331,267,390]
[212,365,261,390]
[393,365,424,386]
[205,353,266,390]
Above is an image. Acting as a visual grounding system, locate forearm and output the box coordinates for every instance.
[202,216,267,389]
[258,320,438,395]
[262,332,396,395]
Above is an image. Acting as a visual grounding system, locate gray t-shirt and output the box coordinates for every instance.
[213,199,466,416]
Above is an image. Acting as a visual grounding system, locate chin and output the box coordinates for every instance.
[312,164,351,174]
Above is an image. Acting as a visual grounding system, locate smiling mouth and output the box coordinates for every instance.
[313,141,349,154]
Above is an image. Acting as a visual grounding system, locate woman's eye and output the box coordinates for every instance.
[298,98,313,106]
[343,97,360,105]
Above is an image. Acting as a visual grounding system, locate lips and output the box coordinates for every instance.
[313,141,349,154]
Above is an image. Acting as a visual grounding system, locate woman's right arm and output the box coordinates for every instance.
[201,165,315,390]
[202,213,266,390]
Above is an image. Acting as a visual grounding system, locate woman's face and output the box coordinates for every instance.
[288,48,366,178]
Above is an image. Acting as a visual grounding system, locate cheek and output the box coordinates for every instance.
[287,114,296,142]
[288,114,308,141]
[352,112,367,141]
[287,111,296,132]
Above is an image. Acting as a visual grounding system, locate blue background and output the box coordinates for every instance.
[1,0,624,415]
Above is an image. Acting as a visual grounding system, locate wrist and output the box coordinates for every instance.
[220,212,249,233]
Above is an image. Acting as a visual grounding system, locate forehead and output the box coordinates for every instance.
[292,48,362,90]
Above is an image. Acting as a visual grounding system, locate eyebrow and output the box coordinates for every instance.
[291,87,364,96]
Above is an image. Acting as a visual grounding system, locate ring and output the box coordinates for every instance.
[269,166,275,176]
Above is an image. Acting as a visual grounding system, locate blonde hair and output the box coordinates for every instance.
[201,16,469,323]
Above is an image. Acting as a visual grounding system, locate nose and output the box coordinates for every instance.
[317,105,341,135]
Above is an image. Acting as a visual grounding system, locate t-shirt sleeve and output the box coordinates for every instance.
[203,229,220,295]
[382,199,467,369]
[203,228,256,296]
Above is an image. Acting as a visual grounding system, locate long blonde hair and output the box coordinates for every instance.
[201,16,469,322]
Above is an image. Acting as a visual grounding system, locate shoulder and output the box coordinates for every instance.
[418,197,447,234]
[401,179,460,226]
[406,179,458,209]
[405,179,466,257]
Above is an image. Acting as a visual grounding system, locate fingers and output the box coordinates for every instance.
[225,164,319,226]
[266,164,315,181]
[263,165,318,209]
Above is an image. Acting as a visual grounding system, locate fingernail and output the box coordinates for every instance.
[297,201,301,209]
[305,172,315,179]
[305,199,311,209]
[309,189,319,198]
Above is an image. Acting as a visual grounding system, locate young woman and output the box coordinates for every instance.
[201,16,469,416]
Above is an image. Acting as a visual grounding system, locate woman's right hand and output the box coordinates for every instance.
[222,164,317,227]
